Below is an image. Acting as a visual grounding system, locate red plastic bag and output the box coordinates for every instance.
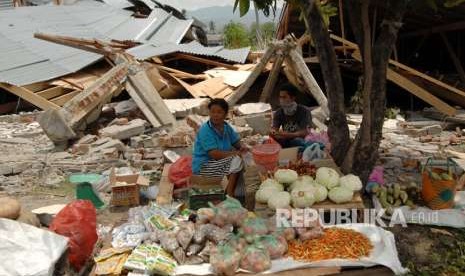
[169,156,193,188]
[49,200,97,271]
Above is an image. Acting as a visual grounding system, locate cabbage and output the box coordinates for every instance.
[268,191,291,210]
[291,180,315,193]
[328,186,354,204]
[315,167,340,189]
[291,186,315,208]
[274,169,298,184]
[300,175,315,184]
[311,183,328,202]
[256,187,279,204]
[259,178,284,191]
[339,174,362,191]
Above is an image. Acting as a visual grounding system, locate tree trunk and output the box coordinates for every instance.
[301,0,350,166]
[345,0,409,183]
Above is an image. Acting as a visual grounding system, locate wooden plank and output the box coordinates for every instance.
[228,44,276,105]
[36,86,66,99]
[350,51,456,116]
[50,90,80,106]
[440,32,465,85]
[156,164,174,205]
[34,33,109,56]
[331,34,465,99]
[289,49,329,116]
[22,82,51,92]
[126,70,175,127]
[387,68,456,116]
[156,65,207,80]
[0,83,60,110]
[170,75,206,98]
[401,19,465,38]
[175,53,239,70]
[260,52,284,102]
[192,77,229,98]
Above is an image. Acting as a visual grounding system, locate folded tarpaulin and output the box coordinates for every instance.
[0,218,68,276]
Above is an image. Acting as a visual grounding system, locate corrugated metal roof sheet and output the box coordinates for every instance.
[0,1,194,86]
[101,0,133,10]
[0,0,13,10]
[127,41,250,64]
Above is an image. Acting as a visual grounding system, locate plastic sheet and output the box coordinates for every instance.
[175,224,408,275]
[0,218,68,276]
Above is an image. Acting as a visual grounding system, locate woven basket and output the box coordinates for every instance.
[421,158,457,210]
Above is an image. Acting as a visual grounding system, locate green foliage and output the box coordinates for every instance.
[249,22,276,48]
[234,0,277,17]
[223,22,250,49]
[444,0,465,7]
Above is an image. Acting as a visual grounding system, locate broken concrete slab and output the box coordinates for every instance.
[130,134,157,148]
[76,134,98,145]
[99,118,147,140]
[234,103,271,115]
[90,138,125,154]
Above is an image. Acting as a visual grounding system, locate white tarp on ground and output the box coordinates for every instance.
[0,218,68,276]
[175,223,408,275]
[374,191,465,228]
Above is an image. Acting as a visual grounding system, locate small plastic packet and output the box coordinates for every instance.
[159,230,180,253]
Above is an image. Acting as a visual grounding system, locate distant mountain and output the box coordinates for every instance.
[187,5,282,31]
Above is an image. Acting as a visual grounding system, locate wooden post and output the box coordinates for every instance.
[259,52,284,102]
[288,49,329,116]
[440,32,465,85]
[227,44,276,105]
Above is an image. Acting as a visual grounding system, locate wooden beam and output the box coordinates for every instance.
[0,83,60,110]
[156,65,207,80]
[22,82,51,92]
[351,51,456,115]
[34,33,108,56]
[50,90,80,106]
[228,44,276,105]
[260,53,284,102]
[36,86,67,99]
[440,32,465,85]
[175,53,239,70]
[289,49,329,116]
[387,69,456,116]
[401,20,465,38]
[332,34,465,99]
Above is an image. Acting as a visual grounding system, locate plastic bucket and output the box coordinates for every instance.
[251,143,281,171]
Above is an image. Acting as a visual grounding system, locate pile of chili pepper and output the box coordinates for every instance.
[287,228,373,261]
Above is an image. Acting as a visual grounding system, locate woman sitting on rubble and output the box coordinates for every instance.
[192,98,248,197]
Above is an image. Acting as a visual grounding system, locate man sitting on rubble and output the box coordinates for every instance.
[192,98,248,197]
[270,83,314,150]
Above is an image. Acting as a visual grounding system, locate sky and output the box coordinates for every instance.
[156,0,284,11]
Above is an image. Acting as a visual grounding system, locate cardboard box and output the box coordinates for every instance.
[110,168,150,206]
[278,147,299,166]
[190,175,228,190]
